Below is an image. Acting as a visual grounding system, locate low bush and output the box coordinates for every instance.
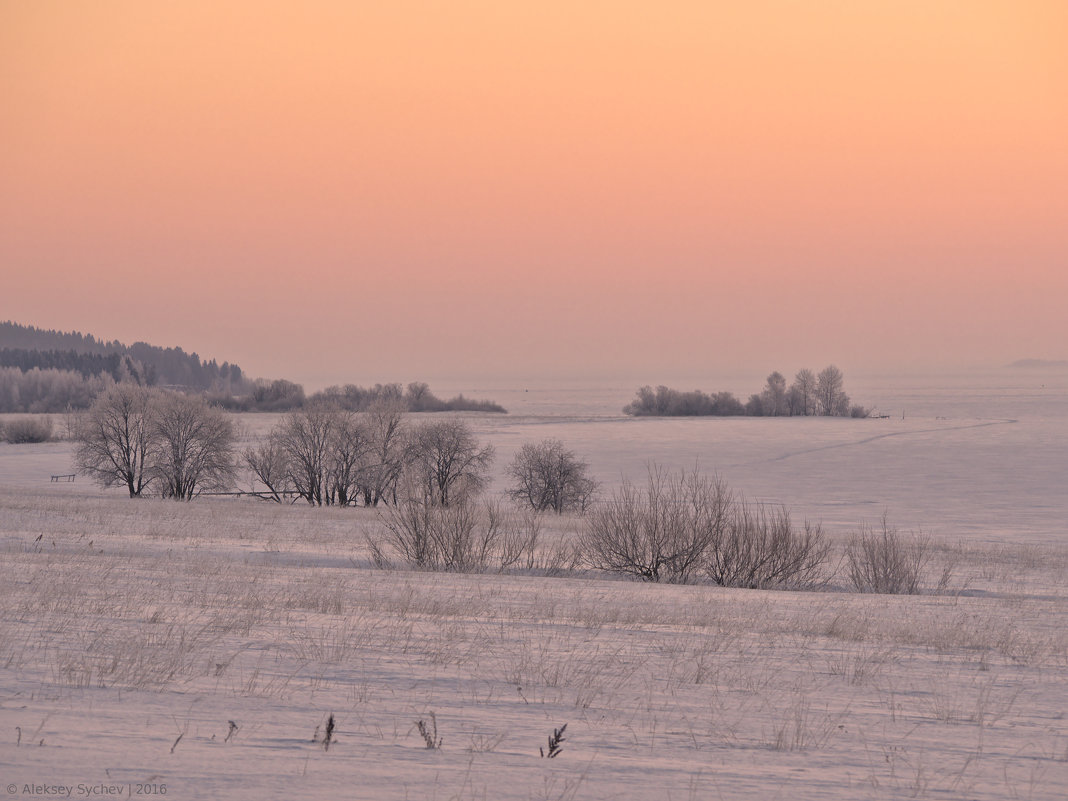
[581,465,830,587]
[2,415,54,444]
[846,515,930,594]
[706,501,830,590]
[581,466,730,583]
[371,497,577,574]
[374,496,508,572]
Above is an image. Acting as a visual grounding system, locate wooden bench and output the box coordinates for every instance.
[51,474,76,482]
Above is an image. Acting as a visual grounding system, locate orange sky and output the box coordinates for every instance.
[2,1,1066,387]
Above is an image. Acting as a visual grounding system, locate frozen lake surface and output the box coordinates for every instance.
[458,370,1068,546]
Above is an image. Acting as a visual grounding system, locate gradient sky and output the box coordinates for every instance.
[2,1,1066,388]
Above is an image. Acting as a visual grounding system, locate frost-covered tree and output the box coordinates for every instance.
[788,368,818,416]
[816,365,850,416]
[73,384,157,497]
[406,419,494,506]
[507,439,598,513]
[150,393,236,500]
[761,371,789,416]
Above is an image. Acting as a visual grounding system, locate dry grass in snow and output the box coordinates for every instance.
[1,487,1067,800]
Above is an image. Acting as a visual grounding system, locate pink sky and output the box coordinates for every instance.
[2,2,1066,388]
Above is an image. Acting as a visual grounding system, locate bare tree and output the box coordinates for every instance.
[275,408,335,505]
[406,418,494,506]
[252,403,402,507]
[244,435,292,502]
[816,365,850,416]
[361,398,408,506]
[325,409,368,506]
[507,438,598,513]
[151,393,236,500]
[72,384,157,497]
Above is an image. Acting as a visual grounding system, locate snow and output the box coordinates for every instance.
[2,373,1067,799]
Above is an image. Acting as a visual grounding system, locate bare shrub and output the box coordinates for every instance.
[497,508,543,571]
[581,466,731,583]
[378,495,434,567]
[846,514,931,594]
[583,466,830,587]
[378,494,503,571]
[705,501,830,589]
[2,415,54,443]
[416,713,442,749]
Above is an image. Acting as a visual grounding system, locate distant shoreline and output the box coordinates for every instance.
[1008,359,1068,369]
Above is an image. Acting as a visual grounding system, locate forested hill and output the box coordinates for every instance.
[0,322,126,354]
[0,321,249,397]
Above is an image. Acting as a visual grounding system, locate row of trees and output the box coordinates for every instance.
[0,366,116,414]
[246,412,596,510]
[624,366,866,418]
[746,366,862,417]
[307,381,506,414]
[207,380,508,414]
[624,386,745,416]
[245,404,497,507]
[71,385,594,512]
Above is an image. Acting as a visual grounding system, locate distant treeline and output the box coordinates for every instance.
[0,366,108,414]
[1,348,132,381]
[208,380,505,413]
[211,380,505,413]
[0,322,505,415]
[625,366,870,418]
[312,381,506,413]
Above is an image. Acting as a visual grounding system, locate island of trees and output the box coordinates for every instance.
[624,366,870,417]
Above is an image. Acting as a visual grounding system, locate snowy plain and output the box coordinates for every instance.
[1,369,1067,800]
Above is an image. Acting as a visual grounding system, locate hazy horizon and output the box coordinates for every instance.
[3,2,1066,388]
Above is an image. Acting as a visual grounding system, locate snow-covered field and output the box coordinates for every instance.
[2,372,1067,799]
